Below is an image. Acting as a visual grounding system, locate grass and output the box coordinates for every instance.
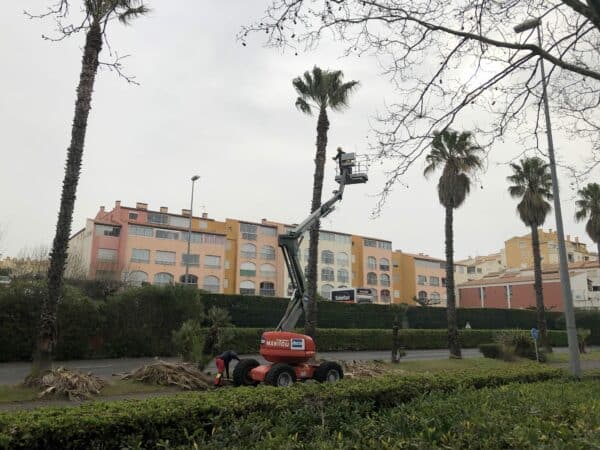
[546,348,600,363]
[392,356,525,373]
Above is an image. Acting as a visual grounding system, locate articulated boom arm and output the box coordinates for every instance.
[276,152,368,331]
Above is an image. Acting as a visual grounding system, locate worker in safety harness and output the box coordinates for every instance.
[214,350,240,386]
[332,147,345,171]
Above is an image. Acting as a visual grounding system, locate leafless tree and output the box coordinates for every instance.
[11,245,51,279]
[241,1,600,210]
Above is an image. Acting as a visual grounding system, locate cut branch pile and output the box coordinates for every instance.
[37,368,106,401]
[342,360,396,378]
[122,361,213,390]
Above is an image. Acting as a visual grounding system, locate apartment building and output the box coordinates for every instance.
[456,252,506,281]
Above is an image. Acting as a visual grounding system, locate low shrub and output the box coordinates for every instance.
[479,343,502,359]
[0,366,563,449]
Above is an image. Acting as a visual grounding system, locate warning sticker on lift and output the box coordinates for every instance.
[290,338,305,350]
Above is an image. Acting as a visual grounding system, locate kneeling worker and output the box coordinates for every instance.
[214,350,240,386]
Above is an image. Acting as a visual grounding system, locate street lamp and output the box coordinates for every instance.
[514,18,581,377]
[184,175,200,286]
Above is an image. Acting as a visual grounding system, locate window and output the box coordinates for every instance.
[97,248,117,262]
[241,243,257,259]
[367,256,377,270]
[261,245,276,260]
[180,274,198,285]
[320,231,335,241]
[156,229,179,240]
[476,268,482,274]
[467,266,476,274]
[321,250,334,264]
[377,241,392,250]
[240,280,255,295]
[394,290,400,298]
[148,213,168,224]
[129,225,153,237]
[430,292,441,304]
[95,225,121,237]
[131,248,150,263]
[199,221,208,230]
[169,216,190,229]
[127,271,148,287]
[321,267,335,282]
[128,212,138,220]
[203,276,220,293]
[380,289,391,303]
[379,258,390,271]
[320,284,334,299]
[418,290,428,300]
[336,234,351,244]
[260,226,277,236]
[260,264,277,278]
[260,281,275,296]
[442,278,446,287]
[240,223,257,240]
[240,262,256,277]
[380,273,391,287]
[337,252,349,266]
[180,232,225,245]
[417,275,427,285]
[96,270,118,280]
[364,239,377,247]
[367,272,377,285]
[337,268,349,283]
[205,255,221,268]
[429,276,440,286]
[182,254,200,266]
[155,251,176,265]
[154,272,173,286]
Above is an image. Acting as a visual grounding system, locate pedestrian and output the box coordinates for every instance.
[214,350,240,386]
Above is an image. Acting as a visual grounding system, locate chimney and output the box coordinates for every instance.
[99,206,105,213]
[136,202,148,210]
[160,206,168,213]
[181,209,191,217]
[261,218,267,224]
[115,200,121,208]
[202,212,208,219]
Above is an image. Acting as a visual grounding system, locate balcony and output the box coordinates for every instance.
[240,270,256,277]
[240,288,256,295]
[241,251,256,259]
[260,289,276,297]
[205,264,221,269]
[242,233,257,241]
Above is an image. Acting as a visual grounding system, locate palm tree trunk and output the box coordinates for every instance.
[445,206,462,358]
[31,22,103,376]
[531,226,551,353]
[305,107,329,340]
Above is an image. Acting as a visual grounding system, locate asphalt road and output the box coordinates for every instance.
[0,348,489,385]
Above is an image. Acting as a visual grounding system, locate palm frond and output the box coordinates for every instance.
[118,4,150,24]
[295,97,312,115]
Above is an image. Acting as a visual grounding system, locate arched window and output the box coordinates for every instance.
[321,250,334,264]
[179,274,198,285]
[430,292,441,304]
[418,290,428,300]
[337,268,349,283]
[260,263,276,278]
[203,276,220,293]
[380,289,391,303]
[380,273,391,287]
[367,272,377,285]
[261,245,276,260]
[379,258,390,271]
[153,272,173,286]
[240,262,256,276]
[260,281,275,296]
[321,267,335,282]
[240,280,255,295]
[241,243,256,259]
[367,256,377,270]
[128,271,148,287]
[336,252,349,266]
[321,284,334,299]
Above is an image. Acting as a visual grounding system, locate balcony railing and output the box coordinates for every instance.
[240,270,256,277]
[205,264,221,269]
[379,265,390,271]
[260,272,277,279]
[242,233,257,241]
[380,280,391,287]
[260,289,276,296]
[130,258,149,264]
[240,288,256,295]
[155,260,176,265]
[261,254,276,260]
[241,251,256,259]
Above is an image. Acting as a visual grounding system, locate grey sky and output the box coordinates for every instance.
[0,0,598,260]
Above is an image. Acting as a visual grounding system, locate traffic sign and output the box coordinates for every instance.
[531,328,539,341]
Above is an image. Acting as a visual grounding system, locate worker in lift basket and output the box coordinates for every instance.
[214,350,240,386]
[332,147,345,171]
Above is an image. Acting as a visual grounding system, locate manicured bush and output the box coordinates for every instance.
[479,343,502,359]
[0,366,564,449]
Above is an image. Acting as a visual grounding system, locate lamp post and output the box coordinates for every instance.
[184,175,200,286]
[514,18,581,377]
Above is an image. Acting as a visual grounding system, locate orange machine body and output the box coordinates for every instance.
[259,331,316,364]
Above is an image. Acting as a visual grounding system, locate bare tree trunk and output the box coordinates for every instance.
[305,107,329,340]
[31,22,103,377]
[445,206,462,358]
[531,226,551,352]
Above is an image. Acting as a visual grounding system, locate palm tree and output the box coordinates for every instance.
[293,66,359,339]
[575,183,600,263]
[32,1,149,377]
[507,157,553,352]
[424,129,483,358]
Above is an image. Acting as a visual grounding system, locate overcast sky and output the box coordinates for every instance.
[1,1,598,260]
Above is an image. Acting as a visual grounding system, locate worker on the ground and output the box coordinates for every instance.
[332,147,345,171]
[214,350,240,386]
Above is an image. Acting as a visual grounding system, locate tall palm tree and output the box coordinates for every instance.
[293,66,359,339]
[575,182,600,262]
[424,129,483,358]
[32,0,149,376]
[507,157,553,352]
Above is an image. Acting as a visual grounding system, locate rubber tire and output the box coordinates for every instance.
[232,358,260,387]
[265,363,296,387]
[314,361,343,383]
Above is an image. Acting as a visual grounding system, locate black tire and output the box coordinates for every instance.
[265,363,296,387]
[314,361,343,383]
[232,358,260,387]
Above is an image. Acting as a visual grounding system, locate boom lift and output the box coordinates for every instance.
[233,152,368,387]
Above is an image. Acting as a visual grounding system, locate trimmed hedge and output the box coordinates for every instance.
[0,366,563,449]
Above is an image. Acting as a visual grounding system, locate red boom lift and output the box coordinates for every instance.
[233,152,368,387]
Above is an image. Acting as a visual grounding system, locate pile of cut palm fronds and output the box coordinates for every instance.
[342,360,396,378]
[36,367,106,401]
[122,360,213,390]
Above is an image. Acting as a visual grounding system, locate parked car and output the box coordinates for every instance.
[0,275,11,286]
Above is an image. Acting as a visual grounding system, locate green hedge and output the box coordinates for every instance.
[0,366,563,449]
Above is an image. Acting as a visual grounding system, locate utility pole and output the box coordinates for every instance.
[184,175,200,285]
